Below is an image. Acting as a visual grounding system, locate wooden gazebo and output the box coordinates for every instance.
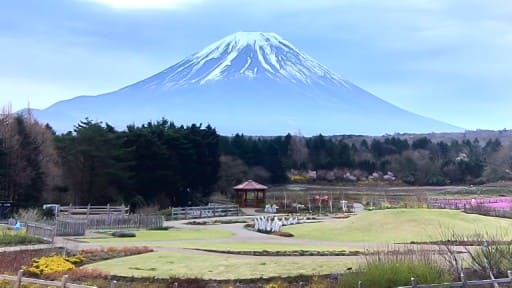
[233,180,268,208]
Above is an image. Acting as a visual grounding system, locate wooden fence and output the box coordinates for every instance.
[464,207,512,219]
[60,204,128,216]
[169,205,240,220]
[393,271,512,288]
[26,215,162,239]
[56,218,87,236]
[0,270,109,288]
[26,222,55,243]
[77,214,164,230]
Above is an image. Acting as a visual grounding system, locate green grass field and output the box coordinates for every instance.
[284,209,512,243]
[85,229,234,243]
[87,251,357,279]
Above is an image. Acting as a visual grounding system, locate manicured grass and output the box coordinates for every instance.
[284,209,512,243]
[85,229,234,243]
[87,251,357,279]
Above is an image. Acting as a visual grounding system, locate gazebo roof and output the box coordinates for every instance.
[233,180,268,190]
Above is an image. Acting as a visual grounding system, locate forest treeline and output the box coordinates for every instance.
[0,112,510,208]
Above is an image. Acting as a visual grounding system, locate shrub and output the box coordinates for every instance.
[435,228,512,278]
[0,248,62,274]
[0,230,47,247]
[23,255,84,276]
[146,226,170,231]
[111,231,136,238]
[78,246,153,264]
[44,267,109,281]
[14,208,45,223]
[341,248,452,288]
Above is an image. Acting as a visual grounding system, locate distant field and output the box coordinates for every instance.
[284,209,512,243]
[85,229,234,243]
[87,251,357,279]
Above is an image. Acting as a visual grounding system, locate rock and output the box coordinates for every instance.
[112,231,136,237]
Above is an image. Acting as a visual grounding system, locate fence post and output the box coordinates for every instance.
[51,224,56,244]
[358,280,364,288]
[87,203,91,218]
[213,205,217,217]
[185,207,189,219]
[411,277,417,288]
[461,271,467,288]
[61,275,69,288]
[14,269,23,288]
[107,203,111,215]
[110,280,117,288]
[489,271,499,288]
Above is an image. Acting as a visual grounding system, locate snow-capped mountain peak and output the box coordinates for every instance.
[136,31,349,90]
[32,31,462,135]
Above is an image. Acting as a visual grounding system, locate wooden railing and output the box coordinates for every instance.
[393,271,512,288]
[0,270,114,288]
[26,214,163,239]
[26,222,55,243]
[56,218,87,236]
[60,204,128,216]
[169,205,240,220]
[78,214,164,230]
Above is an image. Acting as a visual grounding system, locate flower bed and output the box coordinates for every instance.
[0,248,63,274]
[430,197,512,210]
[191,248,361,257]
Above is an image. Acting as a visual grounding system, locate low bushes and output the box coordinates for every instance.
[186,219,249,225]
[192,248,361,257]
[23,254,84,276]
[112,231,136,238]
[340,248,452,288]
[0,248,63,274]
[0,230,47,247]
[78,246,154,265]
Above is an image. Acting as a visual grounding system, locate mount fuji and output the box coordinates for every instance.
[30,32,461,135]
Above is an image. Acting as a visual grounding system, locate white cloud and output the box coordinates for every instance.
[84,0,203,10]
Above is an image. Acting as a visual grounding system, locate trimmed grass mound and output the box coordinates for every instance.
[87,251,357,279]
[284,209,512,243]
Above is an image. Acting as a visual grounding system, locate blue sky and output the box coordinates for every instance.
[1,0,511,130]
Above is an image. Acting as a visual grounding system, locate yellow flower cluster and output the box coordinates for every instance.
[290,175,307,183]
[23,254,85,276]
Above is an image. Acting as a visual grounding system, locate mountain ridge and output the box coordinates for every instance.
[29,31,462,135]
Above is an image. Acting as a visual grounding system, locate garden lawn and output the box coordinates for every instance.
[85,229,233,243]
[87,251,357,279]
[284,209,512,243]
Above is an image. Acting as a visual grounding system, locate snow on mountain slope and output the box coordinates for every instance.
[126,32,349,91]
[31,32,462,135]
